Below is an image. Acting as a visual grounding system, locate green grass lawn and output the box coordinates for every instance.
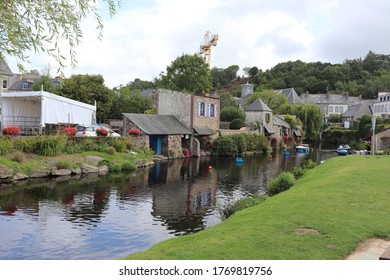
[125,156,390,260]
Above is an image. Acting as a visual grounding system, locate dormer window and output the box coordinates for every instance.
[2,80,7,89]
[22,81,29,90]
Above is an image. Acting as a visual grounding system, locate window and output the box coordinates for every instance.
[329,106,333,113]
[265,113,270,123]
[23,81,29,90]
[335,106,339,113]
[2,80,7,89]
[200,102,205,116]
[210,104,215,117]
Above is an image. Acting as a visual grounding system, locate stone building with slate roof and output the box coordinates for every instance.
[1,59,14,92]
[277,88,302,104]
[122,113,193,158]
[244,98,275,136]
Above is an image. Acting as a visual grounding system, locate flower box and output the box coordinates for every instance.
[96,127,108,137]
[63,127,77,136]
[128,129,141,136]
[2,126,20,136]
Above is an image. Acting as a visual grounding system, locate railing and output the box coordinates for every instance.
[1,115,41,135]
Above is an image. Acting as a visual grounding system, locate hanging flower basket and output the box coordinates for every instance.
[2,126,20,136]
[128,129,141,136]
[63,127,77,136]
[96,127,108,137]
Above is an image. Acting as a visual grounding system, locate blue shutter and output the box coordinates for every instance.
[198,102,201,116]
[207,104,211,117]
[214,104,217,118]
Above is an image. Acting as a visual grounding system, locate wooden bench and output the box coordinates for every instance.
[379,245,390,260]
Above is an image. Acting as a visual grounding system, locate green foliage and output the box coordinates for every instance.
[0,0,119,69]
[56,74,115,122]
[247,90,288,112]
[302,159,317,170]
[220,106,245,122]
[33,136,66,156]
[267,172,296,196]
[230,134,247,154]
[229,118,245,130]
[219,92,238,109]
[159,54,212,96]
[0,138,13,155]
[56,160,71,169]
[11,151,25,163]
[211,136,238,156]
[121,162,136,171]
[210,65,240,88]
[292,167,306,179]
[284,114,297,129]
[106,146,116,155]
[223,194,267,219]
[110,87,153,119]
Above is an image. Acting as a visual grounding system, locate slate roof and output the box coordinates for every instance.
[300,93,349,104]
[273,115,291,128]
[342,100,373,118]
[0,59,13,76]
[245,98,272,112]
[193,127,215,136]
[8,80,34,91]
[277,88,302,104]
[123,113,192,135]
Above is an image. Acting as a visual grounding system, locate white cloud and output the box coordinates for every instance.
[4,0,390,88]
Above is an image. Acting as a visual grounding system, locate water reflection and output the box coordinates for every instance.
[0,150,333,260]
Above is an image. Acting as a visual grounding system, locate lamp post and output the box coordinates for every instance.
[371,116,376,155]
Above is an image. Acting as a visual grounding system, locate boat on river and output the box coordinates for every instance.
[336,144,350,156]
[295,144,310,154]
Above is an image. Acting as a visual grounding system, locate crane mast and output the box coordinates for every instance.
[199,31,218,69]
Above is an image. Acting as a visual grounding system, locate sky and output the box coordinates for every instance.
[5,0,390,89]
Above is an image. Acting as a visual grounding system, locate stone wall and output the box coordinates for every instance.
[163,135,183,158]
[192,95,220,132]
[376,129,390,150]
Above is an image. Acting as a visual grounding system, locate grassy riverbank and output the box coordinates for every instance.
[125,155,390,260]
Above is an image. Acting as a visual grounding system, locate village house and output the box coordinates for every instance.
[373,92,390,118]
[1,59,14,92]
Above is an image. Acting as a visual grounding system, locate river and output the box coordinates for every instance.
[0,149,336,260]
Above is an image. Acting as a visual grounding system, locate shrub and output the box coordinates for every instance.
[109,163,122,172]
[229,118,245,130]
[211,136,238,156]
[2,126,20,136]
[220,106,245,122]
[63,127,77,136]
[0,138,13,155]
[128,129,141,136]
[96,127,108,137]
[11,151,25,163]
[302,159,317,170]
[268,172,296,196]
[34,136,66,156]
[106,146,116,155]
[223,194,267,219]
[292,167,306,179]
[121,162,136,171]
[230,134,247,154]
[56,160,71,169]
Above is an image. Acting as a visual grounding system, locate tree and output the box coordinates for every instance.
[0,0,119,70]
[56,74,115,122]
[220,106,245,122]
[247,90,288,113]
[110,87,153,119]
[159,54,212,95]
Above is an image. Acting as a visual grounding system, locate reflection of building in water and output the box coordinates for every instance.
[150,158,218,234]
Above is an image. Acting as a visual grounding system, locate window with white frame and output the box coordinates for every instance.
[335,106,339,113]
[329,106,333,113]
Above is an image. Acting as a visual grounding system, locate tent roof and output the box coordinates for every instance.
[1,91,95,110]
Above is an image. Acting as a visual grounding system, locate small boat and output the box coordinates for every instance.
[283,150,291,157]
[235,157,244,163]
[295,144,310,154]
[336,144,350,156]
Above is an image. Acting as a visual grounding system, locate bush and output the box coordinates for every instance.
[211,136,238,156]
[106,146,116,155]
[268,172,296,196]
[33,136,66,156]
[230,134,247,154]
[121,162,136,171]
[229,118,245,130]
[11,151,25,163]
[223,194,267,219]
[0,138,13,155]
[63,127,77,136]
[302,159,317,170]
[220,106,245,122]
[56,160,71,169]
[292,167,306,179]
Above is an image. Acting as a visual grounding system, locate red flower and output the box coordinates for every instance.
[63,127,77,136]
[96,127,108,136]
[128,129,141,136]
[2,126,20,136]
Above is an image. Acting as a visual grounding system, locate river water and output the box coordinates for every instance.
[0,149,335,260]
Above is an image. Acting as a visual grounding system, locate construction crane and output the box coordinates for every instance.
[199,31,218,69]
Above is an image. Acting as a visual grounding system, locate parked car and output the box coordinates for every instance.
[75,125,121,137]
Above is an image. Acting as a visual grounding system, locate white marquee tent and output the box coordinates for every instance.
[1,91,96,133]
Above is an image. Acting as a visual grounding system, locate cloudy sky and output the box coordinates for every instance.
[5,0,390,88]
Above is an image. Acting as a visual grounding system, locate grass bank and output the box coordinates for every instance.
[125,156,390,260]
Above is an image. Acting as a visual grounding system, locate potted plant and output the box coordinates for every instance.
[63,127,77,136]
[96,127,108,137]
[2,126,21,136]
[128,129,141,136]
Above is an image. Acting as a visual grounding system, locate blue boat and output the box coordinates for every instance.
[336,144,350,156]
[295,144,310,154]
[235,157,244,163]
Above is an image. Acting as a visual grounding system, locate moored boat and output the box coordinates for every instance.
[295,144,310,154]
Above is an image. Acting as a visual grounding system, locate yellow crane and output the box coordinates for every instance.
[199,31,218,69]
